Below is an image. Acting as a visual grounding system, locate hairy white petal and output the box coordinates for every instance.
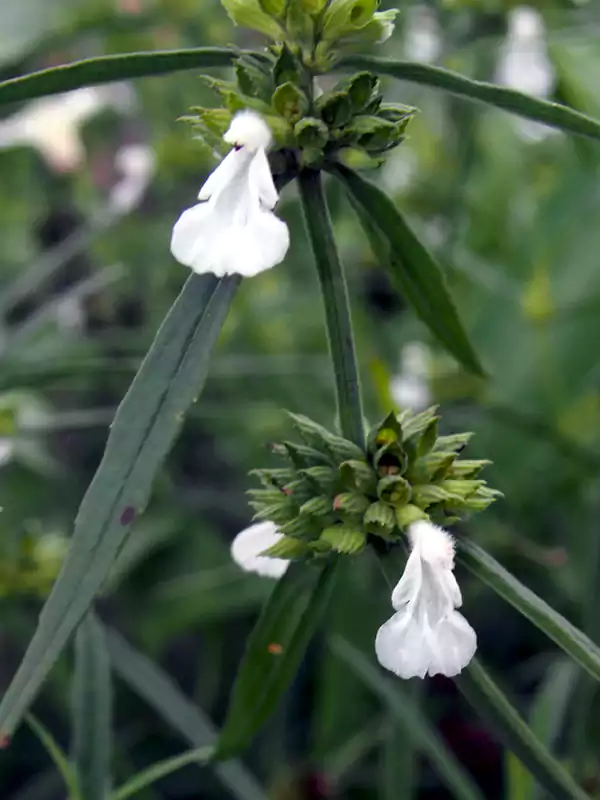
[409,520,455,568]
[377,521,476,679]
[171,146,289,276]
[170,201,288,276]
[390,546,422,610]
[250,147,279,209]
[223,110,272,151]
[230,521,289,579]
[425,611,477,677]
[375,607,476,679]
[197,149,251,201]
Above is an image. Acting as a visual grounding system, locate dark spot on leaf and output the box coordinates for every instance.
[120,506,136,526]
[0,734,10,749]
[267,643,283,655]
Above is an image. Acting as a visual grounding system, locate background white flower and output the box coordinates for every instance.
[230,521,289,579]
[496,6,555,141]
[390,341,432,412]
[170,110,289,278]
[375,520,476,679]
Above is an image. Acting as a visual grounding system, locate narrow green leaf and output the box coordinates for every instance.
[0,48,237,106]
[332,637,485,800]
[112,747,213,800]
[458,539,600,683]
[0,274,239,737]
[105,625,267,800]
[531,659,578,800]
[25,714,81,800]
[331,164,485,377]
[531,658,577,750]
[71,612,112,800]
[215,561,338,759]
[456,659,588,800]
[339,55,600,142]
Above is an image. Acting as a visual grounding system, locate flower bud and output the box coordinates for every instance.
[272,82,310,122]
[295,117,330,149]
[364,501,396,536]
[377,475,411,505]
[221,0,283,38]
[316,91,353,128]
[322,0,378,41]
[358,8,398,43]
[339,459,378,493]
[320,525,366,554]
[332,492,371,523]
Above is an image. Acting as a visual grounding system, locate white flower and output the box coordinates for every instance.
[170,110,289,278]
[110,143,156,213]
[230,521,289,579]
[390,341,432,412]
[0,87,114,172]
[375,520,476,679]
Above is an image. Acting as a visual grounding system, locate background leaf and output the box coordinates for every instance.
[71,611,112,800]
[332,164,485,376]
[0,274,239,737]
[105,625,267,800]
[339,55,600,142]
[216,561,338,759]
[456,658,588,800]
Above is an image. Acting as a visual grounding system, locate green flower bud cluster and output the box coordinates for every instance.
[184,51,415,171]
[248,408,502,562]
[221,0,399,65]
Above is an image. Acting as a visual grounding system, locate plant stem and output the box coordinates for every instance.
[298,169,364,447]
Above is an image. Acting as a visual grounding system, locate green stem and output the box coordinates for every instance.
[298,169,364,447]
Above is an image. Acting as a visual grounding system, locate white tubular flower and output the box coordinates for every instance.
[230,521,289,579]
[170,111,290,278]
[375,520,476,679]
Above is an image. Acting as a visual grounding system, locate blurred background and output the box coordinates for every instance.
[1,0,600,797]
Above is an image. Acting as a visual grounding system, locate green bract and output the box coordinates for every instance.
[248,409,502,561]
[185,57,415,173]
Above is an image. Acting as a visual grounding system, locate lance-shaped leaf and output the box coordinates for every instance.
[339,55,600,142]
[456,658,588,800]
[458,539,600,683]
[331,164,484,376]
[0,273,239,738]
[0,47,238,105]
[215,561,338,759]
[71,612,112,800]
